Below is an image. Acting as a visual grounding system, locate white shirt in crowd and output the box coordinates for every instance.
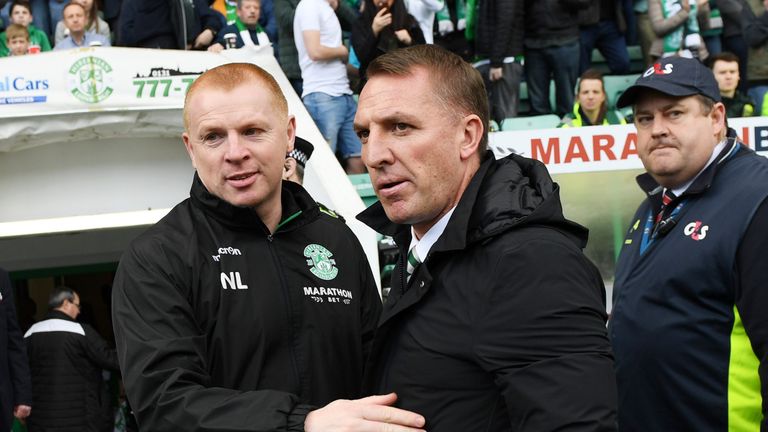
[293,0,352,98]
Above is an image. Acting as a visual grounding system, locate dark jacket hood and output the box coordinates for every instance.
[358,151,589,251]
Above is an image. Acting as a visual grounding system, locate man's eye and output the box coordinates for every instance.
[244,128,257,136]
[356,130,369,140]
[668,111,682,119]
[204,133,220,141]
[394,123,409,131]
[636,116,652,125]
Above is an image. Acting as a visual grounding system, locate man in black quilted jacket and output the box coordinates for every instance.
[25,287,119,432]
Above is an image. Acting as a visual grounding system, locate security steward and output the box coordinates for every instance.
[610,56,768,431]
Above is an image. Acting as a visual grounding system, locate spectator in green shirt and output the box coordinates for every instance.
[0,0,51,56]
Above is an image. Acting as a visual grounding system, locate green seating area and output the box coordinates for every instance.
[501,114,561,131]
[348,173,377,207]
[511,46,645,131]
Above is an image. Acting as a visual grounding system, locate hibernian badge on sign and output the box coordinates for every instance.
[67,56,114,104]
[304,244,338,281]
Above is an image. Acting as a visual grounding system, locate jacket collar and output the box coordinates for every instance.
[46,310,75,322]
[189,172,320,233]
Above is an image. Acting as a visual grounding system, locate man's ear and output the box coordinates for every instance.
[182,132,197,169]
[710,102,727,140]
[286,115,296,153]
[459,114,483,161]
[283,157,297,181]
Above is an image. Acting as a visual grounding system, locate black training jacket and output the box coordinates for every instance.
[358,151,618,431]
[112,174,381,432]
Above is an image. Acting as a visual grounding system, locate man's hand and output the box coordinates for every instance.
[14,405,31,419]
[490,67,503,81]
[394,29,412,45]
[682,0,690,12]
[194,29,215,49]
[437,19,454,35]
[372,7,392,37]
[338,44,349,63]
[207,43,225,53]
[305,393,425,432]
[764,0,768,10]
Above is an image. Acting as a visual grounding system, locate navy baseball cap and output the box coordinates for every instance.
[617,57,722,108]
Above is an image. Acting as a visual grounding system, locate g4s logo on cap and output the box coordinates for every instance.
[643,63,674,77]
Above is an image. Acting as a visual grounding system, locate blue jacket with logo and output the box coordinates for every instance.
[112,173,381,431]
[610,131,768,431]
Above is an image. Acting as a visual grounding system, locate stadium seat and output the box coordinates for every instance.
[627,45,645,73]
[603,74,640,110]
[500,114,561,131]
[518,80,557,115]
[348,173,378,207]
[519,81,530,114]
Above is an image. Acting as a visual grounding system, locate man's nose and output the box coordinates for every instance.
[650,114,668,138]
[224,132,250,162]
[362,129,394,169]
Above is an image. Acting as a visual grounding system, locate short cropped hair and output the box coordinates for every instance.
[183,62,287,130]
[62,1,85,18]
[237,0,260,8]
[365,44,490,155]
[5,24,29,41]
[10,0,32,16]
[48,286,77,310]
[709,51,740,68]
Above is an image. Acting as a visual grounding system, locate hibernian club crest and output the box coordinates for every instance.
[304,244,338,281]
[67,56,114,104]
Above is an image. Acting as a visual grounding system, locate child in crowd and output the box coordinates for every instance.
[0,1,51,56]
[3,23,30,56]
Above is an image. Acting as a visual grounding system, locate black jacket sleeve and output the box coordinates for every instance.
[118,0,137,46]
[195,0,223,34]
[82,324,120,372]
[734,197,768,428]
[474,236,617,431]
[489,0,523,67]
[351,17,379,76]
[336,0,360,32]
[274,0,299,36]
[1,271,32,407]
[112,243,313,432]
[741,0,768,48]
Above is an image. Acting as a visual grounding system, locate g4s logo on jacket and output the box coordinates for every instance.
[684,221,709,241]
